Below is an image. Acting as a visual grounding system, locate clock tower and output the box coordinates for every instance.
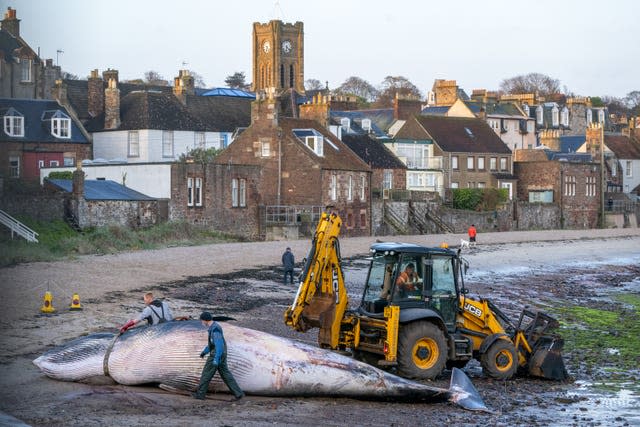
[252,20,304,94]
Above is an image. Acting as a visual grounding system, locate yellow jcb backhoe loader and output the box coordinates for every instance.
[284,212,567,380]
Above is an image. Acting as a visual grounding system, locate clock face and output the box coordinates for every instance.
[282,40,292,53]
[262,40,271,53]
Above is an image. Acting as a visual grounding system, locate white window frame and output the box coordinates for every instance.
[361,118,371,132]
[187,177,194,207]
[162,131,174,158]
[38,160,44,169]
[330,174,337,201]
[261,140,270,157]
[477,156,485,170]
[195,177,202,206]
[383,170,392,190]
[499,157,508,172]
[536,106,543,125]
[408,172,425,188]
[598,109,605,123]
[561,107,569,127]
[490,157,497,171]
[360,175,366,201]
[522,104,530,115]
[20,58,32,82]
[467,156,474,171]
[239,179,246,207]
[9,156,20,178]
[128,131,140,157]
[347,176,353,201]
[586,176,596,197]
[586,109,593,123]
[551,106,559,127]
[451,182,459,189]
[564,175,576,196]
[340,117,350,130]
[3,112,24,137]
[305,136,323,156]
[451,155,459,170]
[195,132,205,148]
[52,116,71,139]
[625,160,632,177]
[231,179,238,207]
[64,156,75,166]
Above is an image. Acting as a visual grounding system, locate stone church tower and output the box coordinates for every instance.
[252,20,304,94]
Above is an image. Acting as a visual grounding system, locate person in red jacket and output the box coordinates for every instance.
[468,224,477,248]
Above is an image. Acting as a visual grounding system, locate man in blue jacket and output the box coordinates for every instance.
[193,311,245,401]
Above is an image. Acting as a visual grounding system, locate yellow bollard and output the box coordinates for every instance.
[69,293,83,311]
[40,291,56,313]
[439,241,449,249]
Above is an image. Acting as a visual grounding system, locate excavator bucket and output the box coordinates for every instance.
[527,335,568,380]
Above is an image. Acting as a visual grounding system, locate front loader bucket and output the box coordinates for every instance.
[528,335,568,380]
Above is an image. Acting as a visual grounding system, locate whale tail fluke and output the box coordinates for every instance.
[447,368,489,412]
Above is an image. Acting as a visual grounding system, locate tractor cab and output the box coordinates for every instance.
[360,243,461,330]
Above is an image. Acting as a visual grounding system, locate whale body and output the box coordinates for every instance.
[33,321,487,411]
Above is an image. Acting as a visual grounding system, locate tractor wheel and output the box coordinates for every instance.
[397,322,447,380]
[480,339,518,379]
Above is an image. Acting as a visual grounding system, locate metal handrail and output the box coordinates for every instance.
[0,209,39,242]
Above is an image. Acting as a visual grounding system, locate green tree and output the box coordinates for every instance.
[225,72,250,90]
[180,147,222,165]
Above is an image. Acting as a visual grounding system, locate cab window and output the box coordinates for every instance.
[430,256,456,294]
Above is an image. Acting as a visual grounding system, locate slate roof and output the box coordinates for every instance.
[420,106,450,116]
[280,118,370,172]
[559,135,586,153]
[605,134,640,159]
[341,134,406,169]
[414,116,512,154]
[547,152,593,162]
[0,29,21,63]
[329,109,395,138]
[0,98,89,144]
[46,179,155,201]
[83,90,251,133]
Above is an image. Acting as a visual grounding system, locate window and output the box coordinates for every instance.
[361,119,372,132]
[522,104,530,115]
[52,114,71,138]
[360,176,366,201]
[477,182,486,188]
[3,109,24,137]
[195,132,205,148]
[598,110,605,123]
[529,190,553,203]
[231,178,246,207]
[305,136,323,156]
[187,178,194,206]
[128,131,140,157]
[586,176,596,197]
[527,121,534,133]
[195,177,202,206]
[397,143,428,169]
[467,182,475,188]
[289,64,294,88]
[347,176,353,201]
[467,156,474,171]
[561,107,569,127]
[489,157,497,171]
[477,157,485,170]
[586,109,593,123]
[536,106,543,125]
[564,175,576,196]
[551,106,559,127]
[451,182,459,189]
[408,172,425,187]
[360,209,367,228]
[261,140,270,157]
[340,117,350,130]
[452,155,459,170]
[20,58,32,82]
[64,156,75,166]
[612,162,617,177]
[626,161,632,177]
[49,160,59,167]
[9,156,20,178]
[38,160,44,169]
[330,174,337,201]
[499,157,508,171]
[162,131,174,157]
[383,170,392,190]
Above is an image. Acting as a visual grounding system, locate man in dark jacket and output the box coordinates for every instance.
[119,292,173,333]
[193,311,244,401]
[282,247,295,284]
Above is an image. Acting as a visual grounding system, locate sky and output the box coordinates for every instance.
[6,0,639,99]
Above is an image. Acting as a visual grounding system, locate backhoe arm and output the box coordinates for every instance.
[284,212,349,349]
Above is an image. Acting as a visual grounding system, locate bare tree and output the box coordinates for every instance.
[225,72,250,90]
[305,79,325,91]
[626,90,640,114]
[600,96,628,116]
[333,76,378,103]
[61,71,78,80]
[374,75,422,108]
[188,70,207,88]
[499,73,562,97]
[144,70,168,86]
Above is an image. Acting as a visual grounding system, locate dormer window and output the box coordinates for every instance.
[536,106,543,125]
[586,109,593,123]
[43,110,71,139]
[551,106,559,127]
[522,104,530,115]
[598,109,605,123]
[561,107,569,127]
[3,108,24,137]
[293,129,327,156]
[361,118,372,132]
[340,117,350,131]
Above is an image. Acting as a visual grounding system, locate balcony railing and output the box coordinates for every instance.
[403,156,443,170]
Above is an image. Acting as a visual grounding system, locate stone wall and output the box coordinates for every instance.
[73,199,158,229]
[0,193,65,222]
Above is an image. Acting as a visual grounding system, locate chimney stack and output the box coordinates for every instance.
[104,77,120,130]
[393,93,422,120]
[87,69,104,118]
[72,161,84,199]
[51,79,68,104]
[1,7,20,37]
[299,93,329,128]
[173,69,195,104]
[251,87,279,127]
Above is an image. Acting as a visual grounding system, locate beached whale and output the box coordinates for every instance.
[33,320,487,411]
